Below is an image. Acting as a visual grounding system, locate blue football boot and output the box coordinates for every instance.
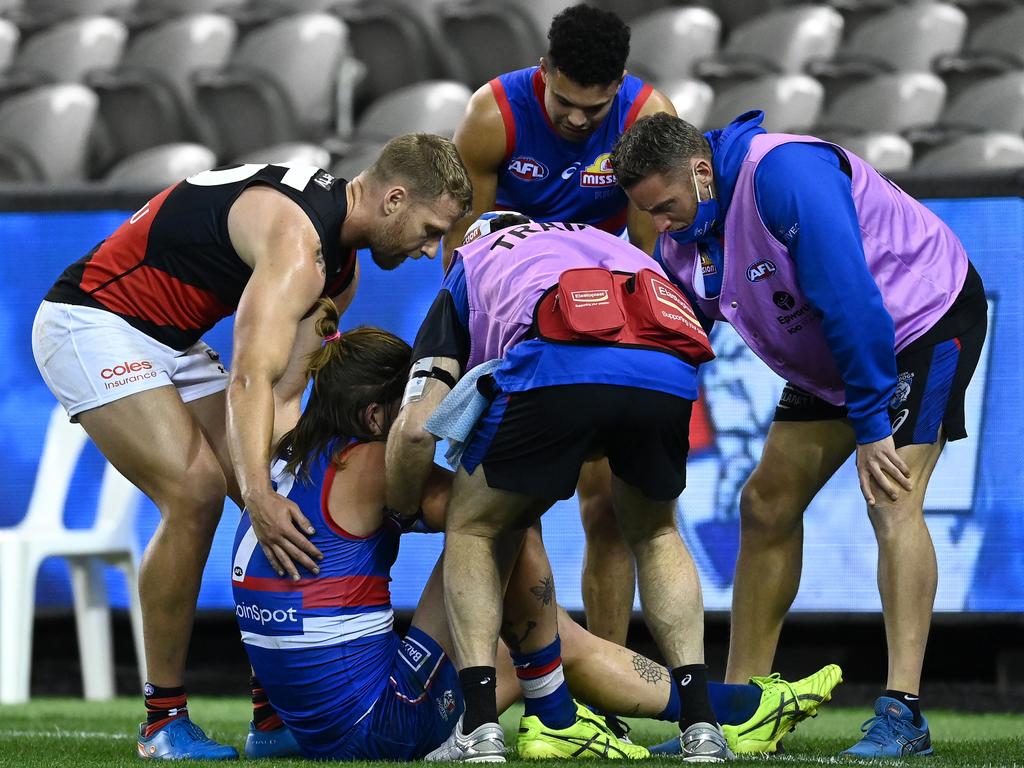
[136,717,239,760]
[841,697,933,758]
[244,721,302,758]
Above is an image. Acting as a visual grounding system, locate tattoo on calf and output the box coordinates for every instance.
[501,620,537,653]
[314,249,326,278]
[632,654,667,685]
[530,576,555,606]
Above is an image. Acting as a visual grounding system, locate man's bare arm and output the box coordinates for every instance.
[385,356,461,516]
[625,88,677,255]
[226,187,326,579]
[271,260,361,445]
[443,85,508,269]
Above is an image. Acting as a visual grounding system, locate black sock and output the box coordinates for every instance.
[884,689,922,725]
[459,666,498,733]
[144,683,188,737]
[672,664,716,730]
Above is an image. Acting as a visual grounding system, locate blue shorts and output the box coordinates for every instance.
[325,627,464,760]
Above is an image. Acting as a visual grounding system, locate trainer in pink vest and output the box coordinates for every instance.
[659,133,968,405]
[457,223,665,370]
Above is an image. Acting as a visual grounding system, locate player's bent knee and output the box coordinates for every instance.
[154,463,228,532]
[866,497,925,538]
[739,476,804,536]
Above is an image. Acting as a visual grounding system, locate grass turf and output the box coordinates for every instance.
[0,698,1021,767]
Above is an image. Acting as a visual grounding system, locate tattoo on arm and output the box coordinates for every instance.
[529,576,555,606]
[501,620,537,654]
[632,654,668,685]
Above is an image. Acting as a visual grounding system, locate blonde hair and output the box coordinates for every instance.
[278,298,412,481]
[368,133,473,216]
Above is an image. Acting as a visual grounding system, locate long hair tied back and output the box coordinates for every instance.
[279,298,412,480]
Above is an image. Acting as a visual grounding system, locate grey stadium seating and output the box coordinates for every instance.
[103,143,217,188]
[914,131,1024,172]
[628,6,721,84]
[706,74,824,133]
[0,84,97,181]
[697,4,843,81]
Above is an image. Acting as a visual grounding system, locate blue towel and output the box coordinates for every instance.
[425,359,501,468]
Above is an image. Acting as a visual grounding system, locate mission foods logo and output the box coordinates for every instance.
[508,156,548,181]
[580,153,617,187]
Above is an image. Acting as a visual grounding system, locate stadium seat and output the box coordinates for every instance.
[9,15,127,84]
[935,6,1024,88]
[138,0,247,15]
[103,142,216,187]
[627,6,721,83]
[121,13,236,111]
[500,0,573,40]
[335,0,440,114]
[353,80,472,143]
[86,14,236,176]
[233,142,331,168]
[818,72,946,136]
[661,77,715,128]
[22,0,136,19]
[913,131,1024,172]
[0,84,97,181]
[438,0,543,87]
[823,131,914,173]
[330,140,384,181]
[811,2,967,77]
[230,13,347,136]
[696,4,843,81]
[705,74,823,133]
[0,405,145,705]
[940,72,1024,135]
[0,18,18,73]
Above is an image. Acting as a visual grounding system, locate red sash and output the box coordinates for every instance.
[533,267,715,364]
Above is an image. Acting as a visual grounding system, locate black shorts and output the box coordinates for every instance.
[773,315,987,448]
[460,383,693,501]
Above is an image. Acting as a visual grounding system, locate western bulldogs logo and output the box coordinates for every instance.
[746,259,777,283]
[437,690,458,721]
[890,371,914,409]
[508,156,548,181]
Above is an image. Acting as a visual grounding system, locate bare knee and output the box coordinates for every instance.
[867,497,924,540]
[739,473,806,540]
[153,462,227,539]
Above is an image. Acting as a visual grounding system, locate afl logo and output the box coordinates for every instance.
[746,259,777,283]
[508,156,548,181]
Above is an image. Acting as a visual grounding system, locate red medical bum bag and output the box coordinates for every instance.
[532,267,715,364]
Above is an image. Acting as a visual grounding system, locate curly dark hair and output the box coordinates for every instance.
[547,4,630,88]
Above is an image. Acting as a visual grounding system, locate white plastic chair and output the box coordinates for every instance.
[0,405,145,704]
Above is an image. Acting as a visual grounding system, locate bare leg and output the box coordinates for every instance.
[609,478,704,669]
[78,388,229,688]
[725,421,853,683]
[578,459,635,645]
[443,466,551,671]
[559,607,672,718]
[869,436,944,694]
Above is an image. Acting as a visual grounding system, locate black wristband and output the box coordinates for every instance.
[411,366,457,390]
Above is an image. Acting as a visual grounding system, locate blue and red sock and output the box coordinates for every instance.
[510,635,576,729]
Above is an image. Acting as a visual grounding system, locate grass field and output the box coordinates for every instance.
[0,698,1021,767]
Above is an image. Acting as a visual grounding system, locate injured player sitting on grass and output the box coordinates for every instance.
[229,301,842,761]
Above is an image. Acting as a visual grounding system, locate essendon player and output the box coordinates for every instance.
[30,134,471,760]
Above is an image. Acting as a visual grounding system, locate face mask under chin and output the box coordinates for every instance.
[668,166,720,244]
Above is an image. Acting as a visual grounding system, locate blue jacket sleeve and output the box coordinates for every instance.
[753,143,896,444]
